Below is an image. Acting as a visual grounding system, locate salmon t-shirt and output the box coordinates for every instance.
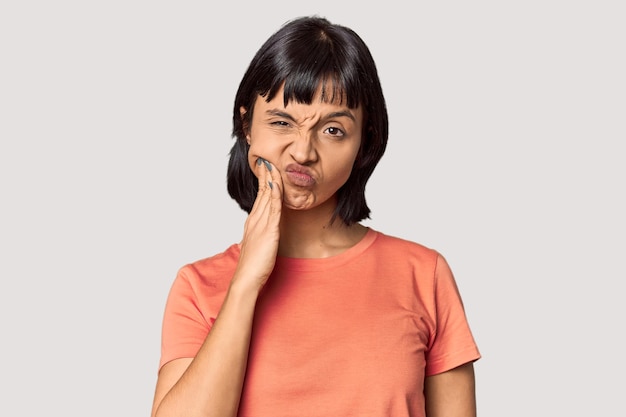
[159,228,481,416]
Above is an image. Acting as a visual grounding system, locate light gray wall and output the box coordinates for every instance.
[1,1,624,416]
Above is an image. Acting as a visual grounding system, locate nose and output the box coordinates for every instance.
[289,133,318,165]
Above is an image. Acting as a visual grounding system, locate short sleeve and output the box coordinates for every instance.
[158,265,212,371]
[425,254,481,376]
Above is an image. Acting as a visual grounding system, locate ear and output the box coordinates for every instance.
[240,106,251,144]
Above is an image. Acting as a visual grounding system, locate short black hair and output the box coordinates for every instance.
[227,16,388,225]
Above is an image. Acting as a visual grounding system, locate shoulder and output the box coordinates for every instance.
[173,243,240,291]
[370,229,440,265]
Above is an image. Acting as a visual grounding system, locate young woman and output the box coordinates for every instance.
[151,15,480,417]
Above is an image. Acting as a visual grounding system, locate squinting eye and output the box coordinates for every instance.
[325,127,344,136]
[272,120,289,127]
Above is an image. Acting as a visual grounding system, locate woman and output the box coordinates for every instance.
[151,15,480,417]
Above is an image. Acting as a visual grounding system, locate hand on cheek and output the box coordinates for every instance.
[234,156,283,289]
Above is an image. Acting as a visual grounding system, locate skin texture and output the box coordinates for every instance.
[150,84,477,417]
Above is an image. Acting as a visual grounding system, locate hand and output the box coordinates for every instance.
[233,157,283,291]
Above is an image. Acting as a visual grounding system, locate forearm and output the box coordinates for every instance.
[154,279,260,417]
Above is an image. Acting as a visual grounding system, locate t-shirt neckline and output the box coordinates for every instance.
[271,227,379,272]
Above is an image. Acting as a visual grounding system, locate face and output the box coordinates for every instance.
[244,84,363,211]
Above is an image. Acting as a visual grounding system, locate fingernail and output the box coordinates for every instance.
[256,157,263,166]
[268,181,273,189]
[263,160,272,171]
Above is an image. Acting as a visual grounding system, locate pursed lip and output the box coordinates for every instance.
[284,163,316,186]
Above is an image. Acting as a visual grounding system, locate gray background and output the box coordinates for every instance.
[1,1,624,416]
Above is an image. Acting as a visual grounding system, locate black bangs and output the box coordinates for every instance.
[259,24,363,108]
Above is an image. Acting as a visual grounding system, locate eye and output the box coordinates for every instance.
[324,126,345,137]
[271,120,290,127]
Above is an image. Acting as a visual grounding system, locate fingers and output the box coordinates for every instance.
[256,157,282,194]
[249,157,281,215]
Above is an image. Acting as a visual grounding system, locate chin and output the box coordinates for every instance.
[283,201,314,211]
[283,193,316,210]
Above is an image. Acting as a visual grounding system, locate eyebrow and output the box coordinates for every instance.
[265,109,356,122]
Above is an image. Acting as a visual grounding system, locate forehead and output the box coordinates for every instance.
[259,81,360,112]
[268,77,359,106]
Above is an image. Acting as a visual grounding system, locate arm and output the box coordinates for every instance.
[424,362,477,417]
[150,158,282,417]
[150,280,260,417]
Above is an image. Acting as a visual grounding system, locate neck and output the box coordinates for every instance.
[278,200,367,258]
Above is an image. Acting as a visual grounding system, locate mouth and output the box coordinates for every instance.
[285,164,316,187]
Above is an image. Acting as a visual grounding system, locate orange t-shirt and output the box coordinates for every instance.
[159,228,480,416]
